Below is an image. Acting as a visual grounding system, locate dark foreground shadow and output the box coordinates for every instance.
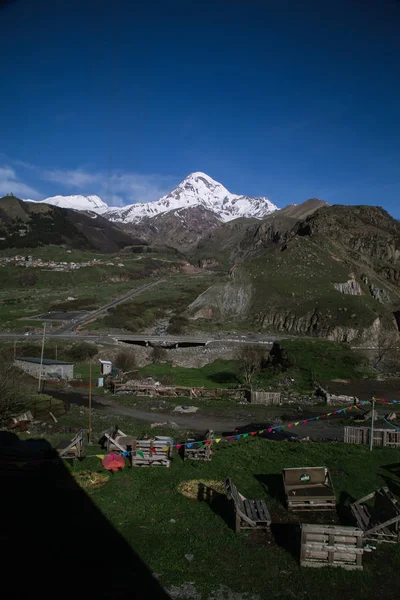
[337,490,358,526]
[270,523,300,560]
[254,474,286,507]
[0,432,170,600]
[197,482,235,531]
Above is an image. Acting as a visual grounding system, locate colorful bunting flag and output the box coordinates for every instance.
[242,434,249,438]
[176,444,182,450]
[96,455,105,460]
[137,450,144,459]
[187,443,193,448]
[294,422,299,426]
[215,438,221,443]
[251,432,257,436]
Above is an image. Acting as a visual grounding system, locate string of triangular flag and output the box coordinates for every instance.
[5,397,394,466]
[94,398,385,459]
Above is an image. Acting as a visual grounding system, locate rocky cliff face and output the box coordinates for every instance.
[188,203,400,341]
[124,205,221,250]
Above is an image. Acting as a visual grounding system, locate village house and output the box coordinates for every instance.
[14,357,75,380]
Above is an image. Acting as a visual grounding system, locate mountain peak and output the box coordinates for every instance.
[104,172,277,224]
[26,172,277,225]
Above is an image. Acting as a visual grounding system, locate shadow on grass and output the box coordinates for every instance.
[337,490,358,526]
[254,473,286,508]
[378,463,400,496]
[270,523,301,560]
[197,482,235,531]
[208,372,241,385]
[0,431,170,600]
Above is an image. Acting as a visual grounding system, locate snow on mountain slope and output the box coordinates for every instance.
[103,172,277,224]
[26,172,277,224]
[26,194,109,213]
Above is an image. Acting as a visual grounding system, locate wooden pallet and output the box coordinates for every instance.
[351,487,400,543]
[56,429,86,459]
[184,430,213,461]
[98,427,172,467]
[301,524,364,570]
[225,477,271,533]
[283,467,336,511]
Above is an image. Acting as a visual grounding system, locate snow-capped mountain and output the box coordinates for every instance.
[26,194,108,213]
[103,172,277,224]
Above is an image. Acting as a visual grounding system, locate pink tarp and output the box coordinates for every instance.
[102,453,125,471]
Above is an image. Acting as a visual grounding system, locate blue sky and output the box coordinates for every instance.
[1,0,399,217]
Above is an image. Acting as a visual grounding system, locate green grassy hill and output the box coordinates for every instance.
[0,194,134,252]
[187,203,400,341]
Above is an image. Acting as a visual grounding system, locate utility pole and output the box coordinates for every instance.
[88,357,92,443]
[369,396,375,452]
[38,323,46,394]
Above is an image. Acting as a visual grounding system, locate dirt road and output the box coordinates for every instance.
[48,390,376,440]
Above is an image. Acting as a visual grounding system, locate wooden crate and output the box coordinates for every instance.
[130,438,172,467]
[283,467,336,511]
[344,427,400,448]
[301,524,364,570]
[351,487,400,544]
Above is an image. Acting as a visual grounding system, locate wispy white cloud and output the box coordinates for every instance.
[0,165,41,199]
[42,167,177,206]
[44,168,99,189]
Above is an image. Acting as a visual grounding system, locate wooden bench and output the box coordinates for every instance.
[351,487,400,544]
[283,467,336,511]
[184,430,214,461]
[224,477,271,533]
[56,429,86,459]
[300,524,364,571]
[99,427,172,467]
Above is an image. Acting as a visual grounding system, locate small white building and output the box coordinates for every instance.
[14,357,75,380]
[99,360,112,375]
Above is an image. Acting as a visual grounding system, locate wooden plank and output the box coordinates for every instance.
[244,500,257,523]
[255,500,271,523]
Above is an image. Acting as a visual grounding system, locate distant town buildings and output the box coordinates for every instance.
[0,255,124,271]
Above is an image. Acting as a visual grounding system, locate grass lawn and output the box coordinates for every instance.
[140,359,242,388]
[61,437,400,599]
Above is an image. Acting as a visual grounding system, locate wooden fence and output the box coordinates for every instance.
[248,391,281,405]
[300,524,364,570]
[112,382,245,400]
[344,426,400,448]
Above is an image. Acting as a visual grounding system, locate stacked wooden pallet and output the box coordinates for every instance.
[300,524,364,570]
